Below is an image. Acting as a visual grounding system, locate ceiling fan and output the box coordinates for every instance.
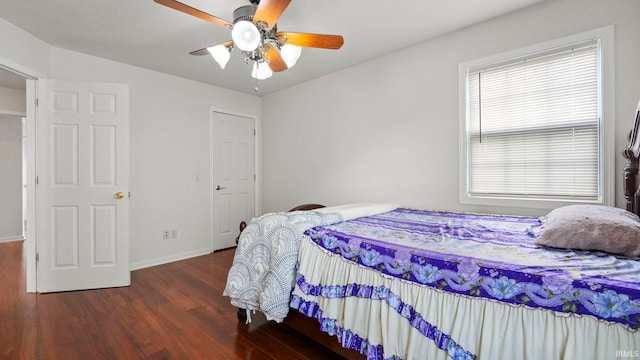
[154,0,344,82]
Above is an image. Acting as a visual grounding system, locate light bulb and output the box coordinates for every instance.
[207,45,231,69]
[251,61,273,80]
[281,44,302,67]
[231,21,261,51]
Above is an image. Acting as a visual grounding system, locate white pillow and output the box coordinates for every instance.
[536,205,640,257]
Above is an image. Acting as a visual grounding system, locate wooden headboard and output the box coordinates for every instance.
[622,100,640,216]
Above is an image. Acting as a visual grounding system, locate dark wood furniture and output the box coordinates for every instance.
[288,203,326,212]
[235,204,325,244]
[623,101,640,216]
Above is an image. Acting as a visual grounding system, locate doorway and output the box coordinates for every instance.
[0,65,37,292]
[0,69,26,244]
[0,113,24,243]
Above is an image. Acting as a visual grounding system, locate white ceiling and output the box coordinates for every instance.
[0,0,543,95]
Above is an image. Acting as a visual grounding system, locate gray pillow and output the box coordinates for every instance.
[536,205,640,257]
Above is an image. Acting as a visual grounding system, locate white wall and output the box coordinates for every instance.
[1,0,638,274]
[0,114,22,241]
[261,0,640,217]
[48,48,261,268]
[0,17,50,77]
[0,16,262,270]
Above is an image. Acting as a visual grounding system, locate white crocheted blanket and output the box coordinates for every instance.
[223,211,342,322]
[223,203,398,323]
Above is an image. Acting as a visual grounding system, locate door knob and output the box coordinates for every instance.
[114,191,125,199]
[216,185,226,191]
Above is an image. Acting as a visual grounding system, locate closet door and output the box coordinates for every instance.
[211,110,256,250]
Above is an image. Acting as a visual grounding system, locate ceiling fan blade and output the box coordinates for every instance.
[253,0,291,30]
[266,44,288,72]
[154,0,232,28]
[190,41,233,56]
[190,48,210,56]
[276,32,344,50]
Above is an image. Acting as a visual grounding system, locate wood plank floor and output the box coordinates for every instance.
[0,241,348,359]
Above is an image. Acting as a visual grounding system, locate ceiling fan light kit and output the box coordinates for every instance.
[280,44,302,67]
[252,61,273,80]
[154,0,344,85]
[231,20,261,52]
[207,44,232,69]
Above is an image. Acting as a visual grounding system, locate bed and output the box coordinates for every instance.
[224,103,640,359]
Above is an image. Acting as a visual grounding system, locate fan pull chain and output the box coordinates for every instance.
[254,76,259,92]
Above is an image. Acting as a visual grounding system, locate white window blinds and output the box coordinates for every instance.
[466,39,600,201]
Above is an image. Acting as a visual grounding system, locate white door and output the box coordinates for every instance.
[36,79,130,292]
[211,111,255,250]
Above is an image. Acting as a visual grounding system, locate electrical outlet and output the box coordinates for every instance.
[162,230,170,240]
[171,229,178,238]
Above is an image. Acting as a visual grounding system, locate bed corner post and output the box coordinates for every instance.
[623,100,640,216]
[623,149,638,213]
[236,307,248,323]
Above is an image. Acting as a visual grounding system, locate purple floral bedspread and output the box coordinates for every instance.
[304,208,640,329]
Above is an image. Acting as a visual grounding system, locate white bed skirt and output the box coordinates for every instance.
[292,236,639,360]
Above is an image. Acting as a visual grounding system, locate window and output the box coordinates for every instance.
[459,27,614,209]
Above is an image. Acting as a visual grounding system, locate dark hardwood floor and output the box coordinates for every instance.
[0,240,347,359]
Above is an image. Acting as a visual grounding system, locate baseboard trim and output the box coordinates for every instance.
[0,236,24,243]
[130,248,213,271]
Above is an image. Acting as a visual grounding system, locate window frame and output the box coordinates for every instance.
[458,26,615,210]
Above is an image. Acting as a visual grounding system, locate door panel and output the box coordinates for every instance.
[37,79,129,292]
[52,124,78,185]
[52,206,78,267]
[92,205,117,265]
[92,125,117,185]
[212,111,256,250]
